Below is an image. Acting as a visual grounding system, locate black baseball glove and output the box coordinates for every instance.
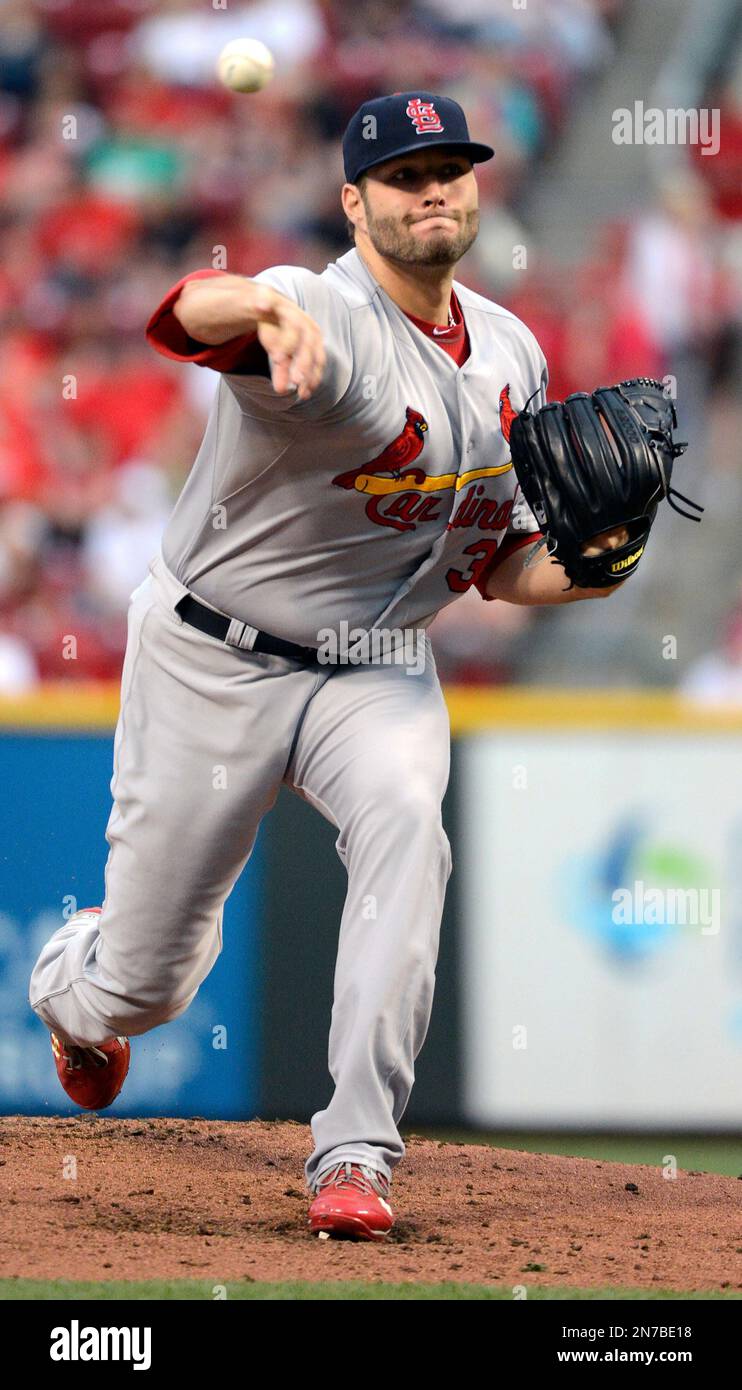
[508,378,702,589]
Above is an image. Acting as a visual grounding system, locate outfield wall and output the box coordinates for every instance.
[1,686,740,1129]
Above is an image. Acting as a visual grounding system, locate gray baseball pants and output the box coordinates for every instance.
[29,553,452,1189]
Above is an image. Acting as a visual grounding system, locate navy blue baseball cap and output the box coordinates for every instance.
[342,91,495,184]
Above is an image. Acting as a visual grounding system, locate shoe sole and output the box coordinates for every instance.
[310,1213,391,1241]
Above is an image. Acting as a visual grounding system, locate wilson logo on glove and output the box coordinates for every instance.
[610,546,645,574]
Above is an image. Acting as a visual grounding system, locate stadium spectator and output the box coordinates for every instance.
[681,609,742,707]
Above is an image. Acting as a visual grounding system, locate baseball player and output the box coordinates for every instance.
[29,93,631,1241]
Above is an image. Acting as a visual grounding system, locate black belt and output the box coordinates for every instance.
[175,594,319,665]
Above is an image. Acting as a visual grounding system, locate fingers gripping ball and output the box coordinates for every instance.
[509,378,702,590]
[217,38,275,94]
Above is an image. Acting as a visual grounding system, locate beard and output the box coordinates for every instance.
[362,204,479,267]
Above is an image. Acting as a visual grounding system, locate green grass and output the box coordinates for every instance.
[412,1130,742,1178]
[1,1280,739,1301]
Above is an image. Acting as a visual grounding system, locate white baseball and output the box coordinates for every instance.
[216,38,275,94]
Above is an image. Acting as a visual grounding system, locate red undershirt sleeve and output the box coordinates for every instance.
[145,268,270,376]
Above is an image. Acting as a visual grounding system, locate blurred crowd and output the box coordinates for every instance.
[0,0,740,692]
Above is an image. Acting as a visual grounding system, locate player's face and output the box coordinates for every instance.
[357,152,479,267]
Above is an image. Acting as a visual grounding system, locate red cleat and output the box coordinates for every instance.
[46,905,130,1110]
[50,1033,130,1111]
[308,1162,394,1241]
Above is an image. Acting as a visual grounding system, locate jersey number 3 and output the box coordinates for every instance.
[446,540,499,594]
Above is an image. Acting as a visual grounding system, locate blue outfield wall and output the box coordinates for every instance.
[3,686,740,1130]
[0,732,263,1119]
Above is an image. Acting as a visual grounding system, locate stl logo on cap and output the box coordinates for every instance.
[406,97,444,135]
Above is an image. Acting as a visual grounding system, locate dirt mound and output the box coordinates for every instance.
[0,1117,740,1291]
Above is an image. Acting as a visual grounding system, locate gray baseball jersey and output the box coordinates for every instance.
[29,245,548,1194]
[148,246,546,643]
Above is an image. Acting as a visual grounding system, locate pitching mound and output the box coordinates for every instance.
[0,1117,740,1292]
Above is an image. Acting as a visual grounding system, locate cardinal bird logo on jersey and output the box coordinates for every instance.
[332,406,428,493]
[332,407,437,531]
[499,383,517,444]
[332,401,516,534]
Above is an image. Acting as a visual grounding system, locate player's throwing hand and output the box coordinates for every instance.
[250,286,327,400]
[174,276,327,402]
